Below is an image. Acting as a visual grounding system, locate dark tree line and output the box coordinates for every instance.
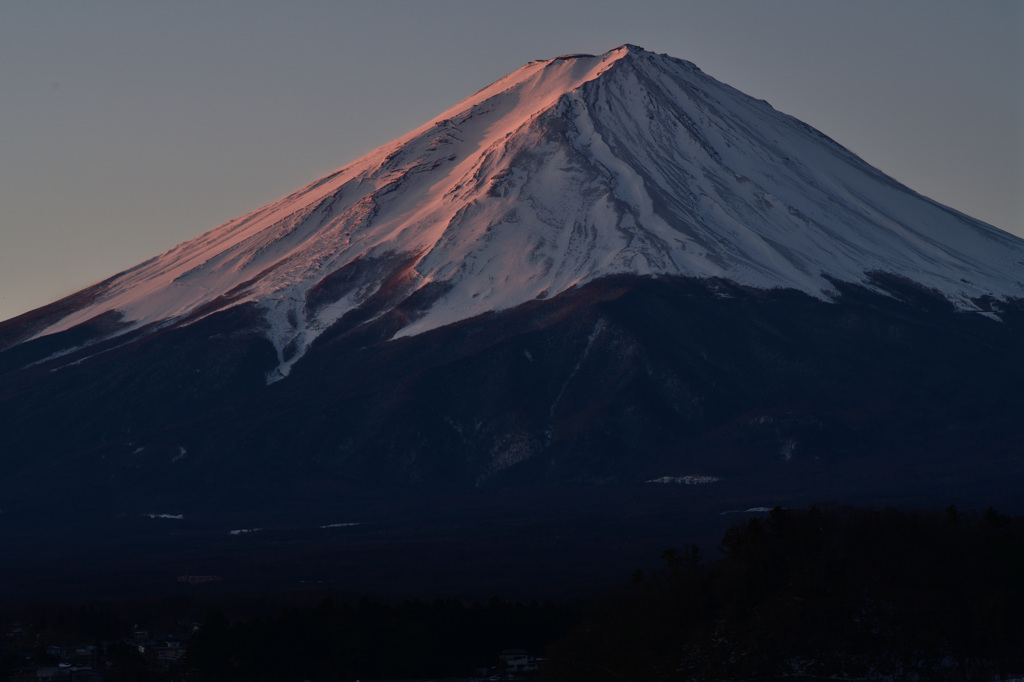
[8,506,1024,681]
[547,506,1024,681]
[186,596,576,681]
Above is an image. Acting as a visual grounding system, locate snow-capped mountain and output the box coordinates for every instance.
[13,45,1023,382]
[3,46,1024,603]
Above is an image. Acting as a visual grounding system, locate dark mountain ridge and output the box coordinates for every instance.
[3,274,1023,602]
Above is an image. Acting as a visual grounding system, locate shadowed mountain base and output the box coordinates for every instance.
[2,276,1022,603]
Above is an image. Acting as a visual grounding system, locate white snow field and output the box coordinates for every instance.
[24,45,1024,381]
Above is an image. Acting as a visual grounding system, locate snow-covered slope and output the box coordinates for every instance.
[23,45,1024,380]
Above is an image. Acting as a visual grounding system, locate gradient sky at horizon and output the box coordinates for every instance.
[2,1,1021,323]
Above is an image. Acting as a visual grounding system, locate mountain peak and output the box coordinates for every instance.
[10,46,1024,381]
[552,52,598,60]
[549,44,645,60]
[611,43,647,54]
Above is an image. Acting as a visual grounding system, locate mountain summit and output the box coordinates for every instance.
[3,46,1024,602]
[10,45,1023,381]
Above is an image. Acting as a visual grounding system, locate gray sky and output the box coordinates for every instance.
[2,0,1021,322]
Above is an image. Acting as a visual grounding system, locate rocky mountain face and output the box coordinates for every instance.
[1,46,1022,602]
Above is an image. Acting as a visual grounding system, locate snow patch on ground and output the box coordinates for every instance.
[722,507,776,514]
[647,475,721,484]
[22,344,86,369]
